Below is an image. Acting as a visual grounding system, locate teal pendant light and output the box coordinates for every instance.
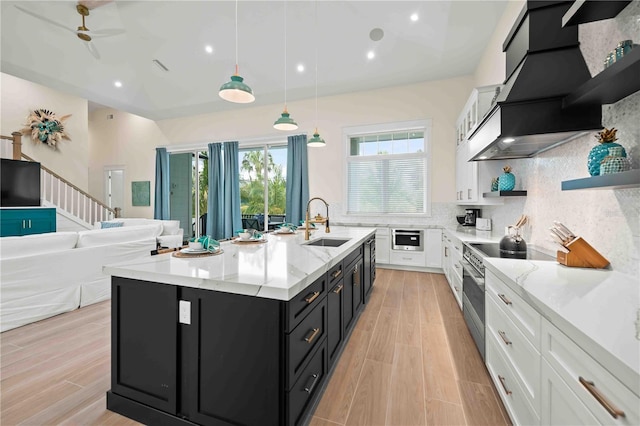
[219,0,255,103]
[274,0,298,130]
[308,0,325,147]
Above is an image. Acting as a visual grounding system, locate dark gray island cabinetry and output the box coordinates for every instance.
[106,229,375,426]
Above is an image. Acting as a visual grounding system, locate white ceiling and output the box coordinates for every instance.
[1,1,507,121]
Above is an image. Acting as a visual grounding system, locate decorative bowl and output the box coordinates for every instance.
[456,215,466,225]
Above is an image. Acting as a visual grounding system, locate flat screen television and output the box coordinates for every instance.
[1,159,41,207]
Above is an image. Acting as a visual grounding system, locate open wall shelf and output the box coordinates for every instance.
[563,48,640,107]
[561,169,640,190]
[562,0,631,27]
[482,190,527,197]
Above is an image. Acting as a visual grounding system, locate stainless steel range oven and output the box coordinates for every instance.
[391,229,423,251]
[461,242,554,360]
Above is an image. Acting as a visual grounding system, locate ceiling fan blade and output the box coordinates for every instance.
[14,5,75,34]
[84,40,101,59]
[83,28,125,38]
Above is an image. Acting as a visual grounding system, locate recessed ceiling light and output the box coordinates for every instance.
[410,13,419,22]
[369,28,384,42]
[367,50,375,60]
[479,156,487,159]
[205,45,214,54]
[503,137,516,143]
[114,81,122,88]
[297,64,305,73]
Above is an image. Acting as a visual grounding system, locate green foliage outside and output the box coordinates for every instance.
[240,150,286,215]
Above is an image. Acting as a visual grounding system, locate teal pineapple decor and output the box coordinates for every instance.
[499,165,515,191]
[588,128,626,176]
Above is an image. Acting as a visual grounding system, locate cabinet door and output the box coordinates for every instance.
[424,229,442,268]
[327,280,344,367]
[181,287,283,426]
[347,257,364,319]
[343,262,354,333]
[111,277,178,415]
[0,208,56,236]
[376,235,390,264]
[541,359,598,426]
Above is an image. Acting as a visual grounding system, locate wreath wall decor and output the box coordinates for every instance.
[21,109,72,148]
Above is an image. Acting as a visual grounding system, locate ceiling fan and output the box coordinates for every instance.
[14,3,124,60]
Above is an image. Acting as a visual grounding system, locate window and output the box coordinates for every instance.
[346,121,429,215]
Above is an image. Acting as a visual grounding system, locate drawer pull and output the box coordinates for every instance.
[304,291,320,304]
[498,293,512,305]
[332,284,343,294]
[498,375,512,395]
[331,269,342,279]
[454,286,460,292]
[498,330,512,345]
[304,373,319,394]
[304,327,320,344]
[579,377,625,419]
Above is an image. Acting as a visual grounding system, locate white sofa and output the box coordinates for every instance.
[0,224,158,332]
[95,218,184,248]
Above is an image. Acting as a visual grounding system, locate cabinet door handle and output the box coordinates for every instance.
[22,220,26,228]
[304,373,320,394]
[28,219,32,228]
[579,377,625,419]
[454,286,460,291]
[498,375,512,395]
[498,293,512,306]
[304,291,320,304]
[498,330,512,345]
[454,263,460,270]
[304,327,320,343]
[468,189,472,199]
[331,269,342,279]
[444,247,448,257]
[353,265,360,286]
[333,284,343,294]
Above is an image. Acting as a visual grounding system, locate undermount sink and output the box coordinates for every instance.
[304,238,351,247]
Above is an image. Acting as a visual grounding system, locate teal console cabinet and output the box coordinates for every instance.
[0,208,56,237]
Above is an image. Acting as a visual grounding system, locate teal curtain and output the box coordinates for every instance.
[223,141,242,237]
[154,147,170,219]
[286,134,309,224]
[207,143,223,239]
[206,142,241,240]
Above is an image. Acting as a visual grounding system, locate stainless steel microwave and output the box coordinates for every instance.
[391,229,423,251]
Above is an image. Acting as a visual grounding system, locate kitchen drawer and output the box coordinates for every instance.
[389,250,426,267]
[287,298,327,390]
[285,274,326,332]
[486,270,540,348]
[487,330,540,426]
[450,273,462,310]
[343,245,363,268]
[288,341,327,426]
[541,319,639,425]
[451,258,463,283]
[328,262,344,285]
[487,295,540,407]
[449,235,463,258]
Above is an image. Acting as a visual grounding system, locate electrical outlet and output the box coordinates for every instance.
[179,300,191,325]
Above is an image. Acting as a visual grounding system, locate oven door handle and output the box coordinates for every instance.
[460,259,485,289]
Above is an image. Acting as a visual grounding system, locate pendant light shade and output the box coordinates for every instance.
[219,0,255,104]
[307,128,326,147]
[274,107,298,130]
[308,0,325,147]
[220,66,255,103]
[274,0,297,130]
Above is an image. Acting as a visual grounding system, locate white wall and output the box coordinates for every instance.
[88,107,170,218]
[1,73,89,191]
[156,76,474,211]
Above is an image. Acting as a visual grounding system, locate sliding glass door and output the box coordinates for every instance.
[239,144,287,231]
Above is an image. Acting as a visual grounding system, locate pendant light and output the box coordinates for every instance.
[273,0,298,130]
[307,0,325,147]
[219,0,255,103]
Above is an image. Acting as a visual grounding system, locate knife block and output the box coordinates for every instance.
[556,237,610,268]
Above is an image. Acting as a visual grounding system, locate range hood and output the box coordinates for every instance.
[468,1,602,161]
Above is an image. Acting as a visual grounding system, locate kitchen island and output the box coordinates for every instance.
[104,226,376,426]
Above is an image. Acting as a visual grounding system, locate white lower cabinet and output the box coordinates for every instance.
[541,319,639,426]
[389,250,426,267]
[441,230,462,309]
[424,229,442,268]
[375,228,390,264]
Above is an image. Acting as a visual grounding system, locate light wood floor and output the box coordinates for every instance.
[0,269,510,426]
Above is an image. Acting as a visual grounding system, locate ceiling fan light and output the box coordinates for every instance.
[219,74,255,103]
[273,108,298,130]
[307,129,326,147]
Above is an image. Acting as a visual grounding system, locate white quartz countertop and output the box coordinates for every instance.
[484,258,640,396]
[104,226,375,301]
[443,225,503,243]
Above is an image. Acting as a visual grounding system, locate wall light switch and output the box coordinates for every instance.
[179,300,191,325]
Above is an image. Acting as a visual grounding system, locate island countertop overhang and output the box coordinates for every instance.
[103,226,376,301]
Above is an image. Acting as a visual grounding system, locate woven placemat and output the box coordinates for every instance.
[172,249,224,258]
[231,238,267,244]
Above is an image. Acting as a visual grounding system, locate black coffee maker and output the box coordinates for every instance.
[463,209,481,226]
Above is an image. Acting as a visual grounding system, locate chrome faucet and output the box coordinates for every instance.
[305,197,330,240]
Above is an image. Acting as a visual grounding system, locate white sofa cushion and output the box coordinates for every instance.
[77,224,162,248]
[0,232,79,259]
[159,220,181,236]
